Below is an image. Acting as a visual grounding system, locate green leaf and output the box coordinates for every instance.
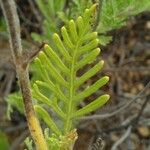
[98,0,150,33]
[75,48,100,70]
[32,84,65,119]
[44,45,70,75]
[38,51,69,88]
[61,26,74,49]
[53,33,71,62]
[24,137,33,150]
[72,94,110,118]
[74,76,109,102]
[79,39,99,54]
[75,61,104,88]
[35,0,53,23]
[32,3,109,136]
[34,105,61,136]
[69,20,78,43]
[35,81,68,103]
[33,0,65,43]
[99,35,112,46]
[6,93,24,118]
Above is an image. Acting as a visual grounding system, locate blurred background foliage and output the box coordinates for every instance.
[31,0,150,45]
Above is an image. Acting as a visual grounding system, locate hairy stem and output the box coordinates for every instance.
[0,0,48,149]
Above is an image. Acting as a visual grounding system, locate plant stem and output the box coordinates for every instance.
[18,66,48,150]
[0,0,48,149]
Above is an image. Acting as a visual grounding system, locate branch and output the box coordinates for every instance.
[132,94,150,127]
[22,42,45,66]
[111,126,132,150]
[107,95,149,147]
[0,0,48,149]
[0,0,22,61]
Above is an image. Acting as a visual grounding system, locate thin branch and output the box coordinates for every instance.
[132,94,150,127]
[23,42,45,66]
[0,0,48,149]
[111,126,132,150]
[0,0,22,61]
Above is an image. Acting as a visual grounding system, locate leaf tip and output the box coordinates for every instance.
[85,8,89,13]
[88,3,98,15]
[53,33,59,38]
[100,60,104,66]
[69,19,74,24]
[39,51,44,56]
[91,3,99,10]
[96,48,101,54]
[33,83,38,89]
[34,57,39,62]
[61,26,66,32]
[103,94,110,101]
[104,76,109,82]
[44,44,49,50]
[77,16,83,22]
[35,80,41,85]
[96,38,99,43]
[94,31,98,36]
[34,104,38,110]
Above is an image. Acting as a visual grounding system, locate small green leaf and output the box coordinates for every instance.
[32,83,52,106]
[99,35,112,46]
[83,4,98,24]
[79,39,99,53]
[24,137,33,150]
[98,0,150,33]
[81,32,98,43]
[6,93,24,117]
[69,20,78,43]
[39,51,69,88]
[72,94,110,118]
[75,61,104,88]
[44,44,70,75]
[33,83,65,119]
[76,16,84,35]
[35,81,68,103]
[75,48,100,71]
[34,58,55,90]
[34,105,61,136]
[75,76,109,102]
[61,26,74,49]
[53,33,71,62]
